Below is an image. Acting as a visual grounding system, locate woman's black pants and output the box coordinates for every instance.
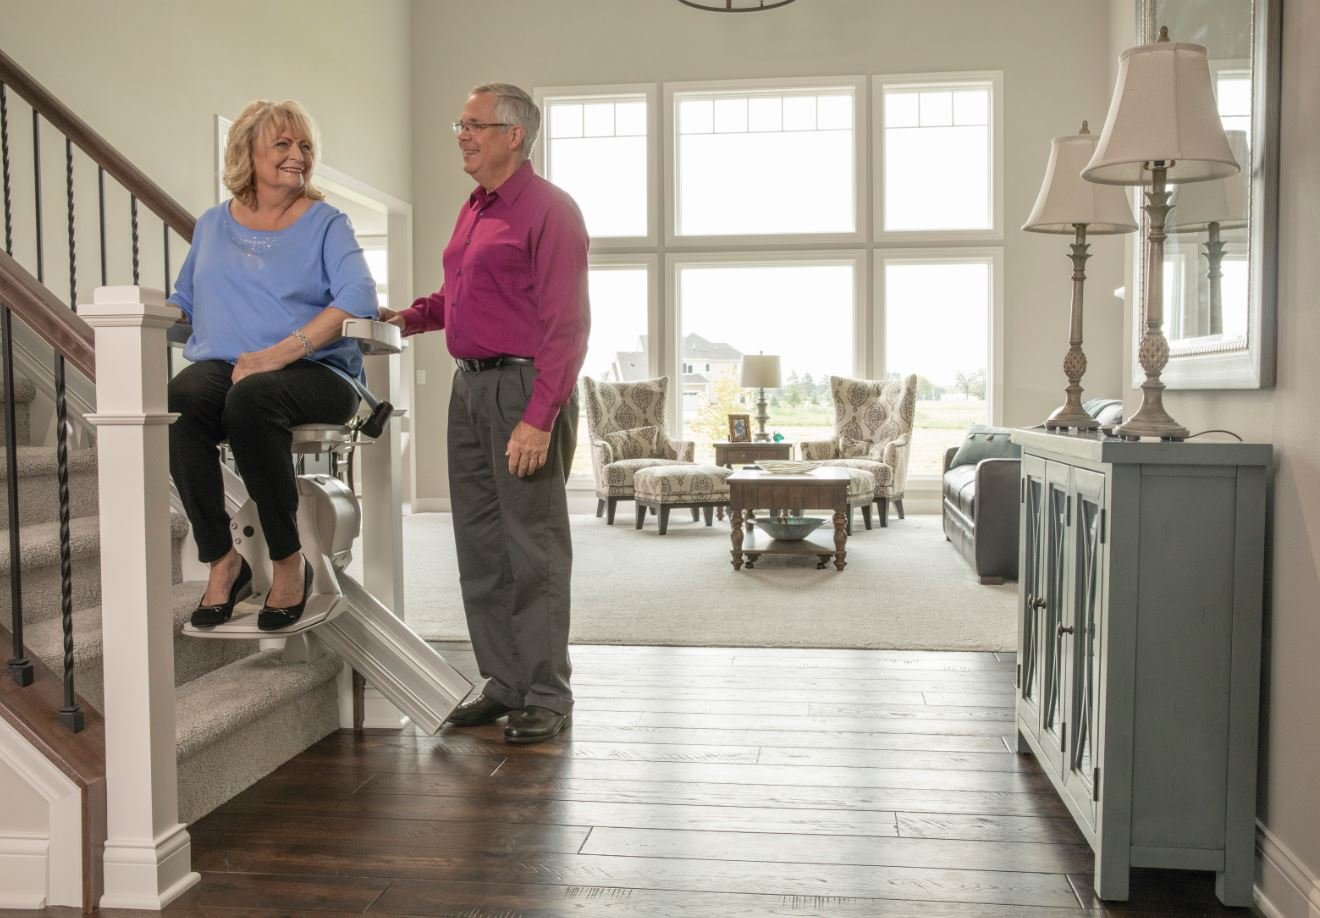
[168,360,358,563]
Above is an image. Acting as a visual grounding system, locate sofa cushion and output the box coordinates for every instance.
[949,425,1021,470]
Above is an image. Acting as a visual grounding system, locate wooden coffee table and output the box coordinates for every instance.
[727,467,852,571]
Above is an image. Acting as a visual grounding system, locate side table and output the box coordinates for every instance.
[713,440,792,468]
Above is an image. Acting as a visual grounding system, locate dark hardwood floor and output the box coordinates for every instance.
[17,643,1259,917]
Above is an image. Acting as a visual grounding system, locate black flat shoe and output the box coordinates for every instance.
[446,693,520,727]
[257,557,314,631]
[190,557,253,628]
[504,706,572,744]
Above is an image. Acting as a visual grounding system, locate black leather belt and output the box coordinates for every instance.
[454,355,535,373]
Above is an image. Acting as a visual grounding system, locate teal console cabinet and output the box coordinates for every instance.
[1011,430,1270,906]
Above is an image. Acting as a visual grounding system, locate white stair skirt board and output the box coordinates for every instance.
[0,718,82,909]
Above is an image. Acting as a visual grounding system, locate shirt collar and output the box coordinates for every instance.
[469,160,535,210]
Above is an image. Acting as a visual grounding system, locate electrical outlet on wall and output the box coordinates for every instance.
[416,370,426,385]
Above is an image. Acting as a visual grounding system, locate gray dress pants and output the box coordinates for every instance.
[447,364,578,715]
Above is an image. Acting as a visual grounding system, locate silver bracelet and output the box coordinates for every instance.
[292,329,314,358]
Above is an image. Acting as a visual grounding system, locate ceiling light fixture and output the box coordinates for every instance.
[676,0,799,12]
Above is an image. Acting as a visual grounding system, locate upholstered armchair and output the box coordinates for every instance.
[799,374,918,527]
[581,376,695,524]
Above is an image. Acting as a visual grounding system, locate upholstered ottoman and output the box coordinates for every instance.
[633,464,733,535]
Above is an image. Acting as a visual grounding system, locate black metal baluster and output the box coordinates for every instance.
[130,194,139,285]
[55,137,81,732]
[1,83,32,687]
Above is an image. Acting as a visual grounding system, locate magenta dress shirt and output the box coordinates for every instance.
[400,162,590,431]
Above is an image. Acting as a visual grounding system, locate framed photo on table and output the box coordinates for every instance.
[727,413,751,442]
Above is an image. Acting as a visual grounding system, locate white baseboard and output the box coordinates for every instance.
[1256,821,1320,918]
[0,835,48,908]
[411,497,451,513]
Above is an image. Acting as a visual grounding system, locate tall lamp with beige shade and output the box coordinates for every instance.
[739,354,781,442]
[1024,121,1138,430]
[1082,27,1240,441]
[1169,129,1251,337]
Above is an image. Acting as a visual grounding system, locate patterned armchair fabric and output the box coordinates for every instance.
[581,376,695,522]
[799,373,917,525]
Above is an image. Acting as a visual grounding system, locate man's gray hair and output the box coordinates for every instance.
[471,82,541,156]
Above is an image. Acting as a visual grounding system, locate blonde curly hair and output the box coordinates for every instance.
[223,99,325,209]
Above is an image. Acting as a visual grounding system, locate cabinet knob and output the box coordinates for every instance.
[1029,595,1046,611]
[1057,624,1075,636]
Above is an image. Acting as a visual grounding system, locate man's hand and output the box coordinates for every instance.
[378,306,406,330]
[232,348,288,384]
[506,420,552,477]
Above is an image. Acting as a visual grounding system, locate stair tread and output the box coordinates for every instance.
[176,649,341,758]
[23,580,244,663]
[0,510,189,572]
[0,377,37,404]
[0,445,97,478]
[0,445,96,476]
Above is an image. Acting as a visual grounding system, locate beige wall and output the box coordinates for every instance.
[1115,0,1320,905]
[3,0,412,219]
[407,0,1126,503]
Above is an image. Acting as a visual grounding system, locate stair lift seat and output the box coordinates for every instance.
[183,318,401,639]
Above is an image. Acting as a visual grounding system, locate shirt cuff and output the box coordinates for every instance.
[521,399,560,433]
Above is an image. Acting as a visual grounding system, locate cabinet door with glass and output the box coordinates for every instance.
[1036,460,1072,775]
[1017,454,1048,746]
[1062,467,1106,831]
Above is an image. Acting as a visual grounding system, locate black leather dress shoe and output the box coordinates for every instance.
[191,557,253,628]
[504,706,571,744]
[446,693,520,727]
[258,556,314,631]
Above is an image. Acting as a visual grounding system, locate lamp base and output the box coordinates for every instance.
[1116,381,1188,441]
[754,389,771,441]
[1044,404,1099,432]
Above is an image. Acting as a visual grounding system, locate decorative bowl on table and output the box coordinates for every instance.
[755,460,820,475]
[753,515,827,541]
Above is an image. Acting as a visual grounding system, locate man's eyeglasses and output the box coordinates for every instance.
[451,120,510,135]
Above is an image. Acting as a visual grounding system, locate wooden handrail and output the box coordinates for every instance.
[0,47,194,243]
[0,250,95,380]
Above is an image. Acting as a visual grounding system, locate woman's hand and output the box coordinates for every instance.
[232,347,289,384]
[378,306,406,330]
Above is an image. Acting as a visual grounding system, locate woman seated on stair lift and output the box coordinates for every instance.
[166,99,379,631]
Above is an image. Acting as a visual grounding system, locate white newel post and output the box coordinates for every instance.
[83,286,199,909]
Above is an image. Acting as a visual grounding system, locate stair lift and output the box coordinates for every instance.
[179,318,471,733]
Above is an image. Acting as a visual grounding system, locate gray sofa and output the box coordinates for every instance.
[942,399,1123,584]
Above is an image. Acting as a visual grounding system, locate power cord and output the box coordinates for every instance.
[1186,429,1244,441]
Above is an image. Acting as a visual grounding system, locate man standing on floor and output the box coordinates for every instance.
[381,83,589,744]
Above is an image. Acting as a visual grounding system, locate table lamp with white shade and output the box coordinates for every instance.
[1169,129,1251,337]
[739,354,781,441]
[1024,121,1138,431]
[1082,26,1240,441]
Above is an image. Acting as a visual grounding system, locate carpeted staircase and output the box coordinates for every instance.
[0,376,343,822]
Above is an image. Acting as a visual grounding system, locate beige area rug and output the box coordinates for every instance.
[363,511,1018,652]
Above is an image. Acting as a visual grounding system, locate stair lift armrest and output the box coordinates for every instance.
[167,319,192,346]
[342,318,402,356]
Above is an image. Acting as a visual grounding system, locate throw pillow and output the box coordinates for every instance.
[602,425,659,462]
[839,435,888,461]
[948,424,1021,470]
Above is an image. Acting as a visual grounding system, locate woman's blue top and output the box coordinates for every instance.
[168,200,378,377]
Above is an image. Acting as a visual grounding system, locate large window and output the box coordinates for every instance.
[874,73,1002,240]
[668,78,864,241]
[538,72,1002,491]
[878,253,998,476]
[674,257,860,456]
[572,261,654,480]
[539,86,654,242]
